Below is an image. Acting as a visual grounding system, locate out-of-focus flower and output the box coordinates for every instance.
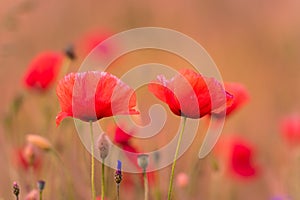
[212,82,249,117]
[24,189,39,200]
[176,172,189,188]
[23,52,64,91]
[14,143,42,171]
[23,143,37,165]
[111,124,156,188]
[77,30,112,56]
[26,134,52,151]
[270,195,291,200]
[214,136,258,179]
[280,113,300,146]
[14,144,42,170]
[56,71,139,126]
[231,140,257,178]
[112,124,139,162]
[148,69,233,118]
[114,125,134,146]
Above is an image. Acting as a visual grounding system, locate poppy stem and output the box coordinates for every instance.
[167,117,187,200]
[89,121,96,200]
[116,183,120,200]
[143,169,149,200]
[101,159,105,200]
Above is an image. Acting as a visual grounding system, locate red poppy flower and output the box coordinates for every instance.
[212,82,249,117]
[111,124,157,186]
[56,71,139,126]
[112,125,139,155]
[148,69,233,118]
[77,30,112,56]
[23,52,64,91]
[13,144,42,171]
[214,136,258,179]
[280,113,300,146]
[230,139,257,178]
[114,125,134,146]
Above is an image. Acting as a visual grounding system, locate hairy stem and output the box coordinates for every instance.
[167,117,187,200]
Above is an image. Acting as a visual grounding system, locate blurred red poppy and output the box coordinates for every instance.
[23,52,64,91]
[148,69,233,119]
[112,124,139,156]
[214,136,258,179]
[112,124,156,187]
[230,139,257,178]
[212,82,249,117]
[56,71,139,126]
[77,30,112,57]
[280,113,300,146]
[13,144,42,171]
[114,125,134,146]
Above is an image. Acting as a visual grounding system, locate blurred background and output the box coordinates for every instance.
[1,0,300,199]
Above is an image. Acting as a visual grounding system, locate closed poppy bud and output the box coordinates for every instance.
[37,180,45,191]
[26,134,52,151]
[13,181,20,197]
[97,133,110,160]
[64,44,76,60]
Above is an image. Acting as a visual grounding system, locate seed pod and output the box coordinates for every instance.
[137,154,149,171]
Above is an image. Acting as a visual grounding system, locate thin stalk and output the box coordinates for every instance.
[89,121,96,200]
[101,159,105,200]
[143,170,149,200]
[39,191,42,200]
[117,184,120,200]
[167,117,187,200]
[30,165,35,189]
[154,173,161,200]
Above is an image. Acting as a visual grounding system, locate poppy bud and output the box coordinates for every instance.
[37,180,45,191]
[64,44,76,60]
[13,181,20,197]
[97,133,110,160]
[115,160,122,184]
[26,134,52,152]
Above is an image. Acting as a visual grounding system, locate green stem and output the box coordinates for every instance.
[167,117,187,200]
[90,121,96,200]
[154,172,161,200]
[30,165,35,189]
[101,159,105,200]
[39,191,42,200]
[143,170,149,200]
